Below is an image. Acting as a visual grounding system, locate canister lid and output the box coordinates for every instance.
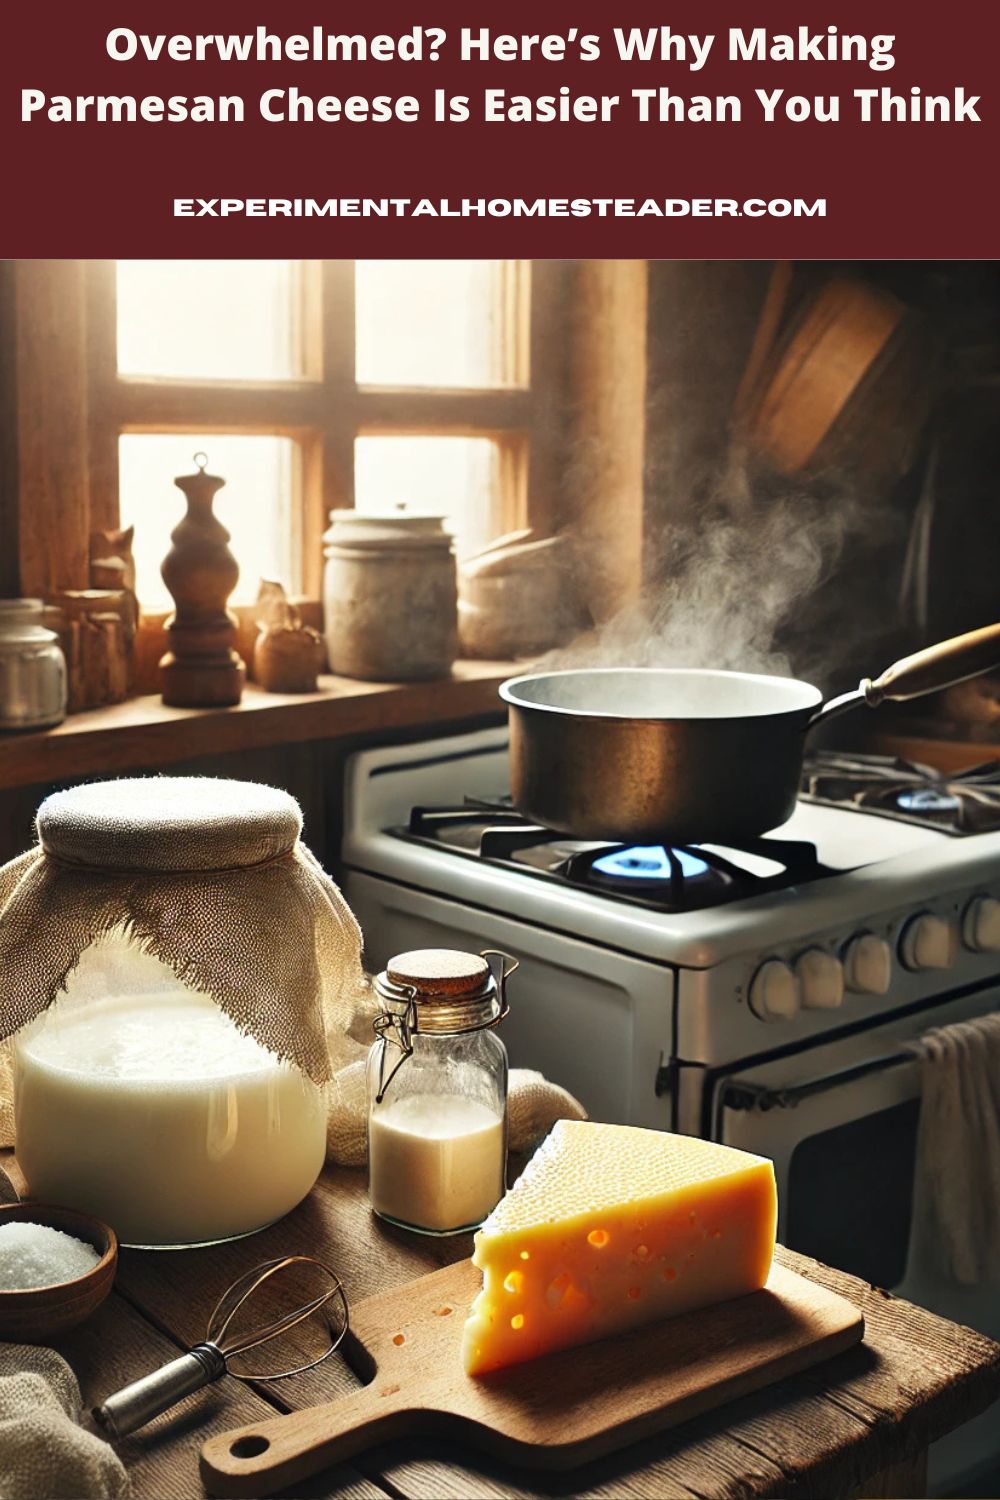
[386,948,491,999]
[37,777,302,873]
[323,511,453,553]
[0,598,43,617]
[0,599,52,641]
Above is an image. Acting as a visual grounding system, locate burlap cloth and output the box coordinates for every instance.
[0,1343,129,1500]
[0,776,375,1148]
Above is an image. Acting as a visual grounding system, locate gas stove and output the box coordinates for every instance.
[389,749,1000,917]
[341,726,1000,1492]
[343,728,1000,974]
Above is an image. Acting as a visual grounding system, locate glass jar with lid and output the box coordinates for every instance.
[367,948,516,1235]
[0,598,66,731]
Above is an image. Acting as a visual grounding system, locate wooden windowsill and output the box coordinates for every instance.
[0,660,519,790]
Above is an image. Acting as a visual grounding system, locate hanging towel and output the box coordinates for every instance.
[0,1342,129,1500]
[327,1063,587,1166]
[908,1010,1000,1285]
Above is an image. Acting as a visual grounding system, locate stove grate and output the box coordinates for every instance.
[801,752,1000,834]
[398,805,827,913]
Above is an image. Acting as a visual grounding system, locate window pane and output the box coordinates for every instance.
[119,435,297,610]
[355,261,523,388]
[116,261,298,380]
[354,436,503,558]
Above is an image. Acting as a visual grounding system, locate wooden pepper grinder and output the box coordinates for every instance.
[159,453,246,707]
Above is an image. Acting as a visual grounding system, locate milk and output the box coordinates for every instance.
[368,1092,505,1233]
[13,991,326,1247]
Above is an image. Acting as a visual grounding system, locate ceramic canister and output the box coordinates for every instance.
[323,512,458,682]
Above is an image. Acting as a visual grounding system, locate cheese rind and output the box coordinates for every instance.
[462,1120,777,1375]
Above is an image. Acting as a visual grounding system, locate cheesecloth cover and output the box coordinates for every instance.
[0,776,373,1146]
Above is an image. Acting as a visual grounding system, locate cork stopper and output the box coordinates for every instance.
[386,948,490,999]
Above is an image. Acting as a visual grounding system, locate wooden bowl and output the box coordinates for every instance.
[0,1201,118,1342]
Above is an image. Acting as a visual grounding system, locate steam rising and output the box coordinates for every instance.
[553,459,894,687]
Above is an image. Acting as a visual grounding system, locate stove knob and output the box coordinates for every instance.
[796,948,844,1010]
[748,959,800,1022]
[842,933,892,996]
[899,913,959,972]
[962,895,1000,954]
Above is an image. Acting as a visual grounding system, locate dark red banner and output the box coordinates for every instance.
[2,0,996,256]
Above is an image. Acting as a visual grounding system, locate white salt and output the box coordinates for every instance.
[0,1220,101,1289]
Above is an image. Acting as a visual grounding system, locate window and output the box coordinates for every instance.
[88,259,561,609]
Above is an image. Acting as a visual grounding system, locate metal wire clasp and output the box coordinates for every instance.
[371,949,518,1103]
[373,984,418,1102]
[480,949,519,1020]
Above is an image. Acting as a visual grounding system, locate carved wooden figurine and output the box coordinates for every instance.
[90,526,140,638]
[51,590,130,711]
[89,525,139,688]
[159,454,246,708]
[253,579,324,693]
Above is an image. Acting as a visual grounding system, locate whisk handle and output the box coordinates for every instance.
[94,1343,227,1438]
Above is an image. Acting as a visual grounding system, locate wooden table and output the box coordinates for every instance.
[3,1155,1000,1500]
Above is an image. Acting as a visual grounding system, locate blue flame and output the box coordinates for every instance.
[591,845,710,881]
[897,788,961,814]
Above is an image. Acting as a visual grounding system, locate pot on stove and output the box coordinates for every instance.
[500,623,1000,845]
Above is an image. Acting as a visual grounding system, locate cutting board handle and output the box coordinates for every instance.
[200,1382,414,1498]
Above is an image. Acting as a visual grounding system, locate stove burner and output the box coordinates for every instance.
[585,844,727,906]
[895,787,962,816]
[397,806,825,913]
[801,752,1000,834]
[591,846,711,882]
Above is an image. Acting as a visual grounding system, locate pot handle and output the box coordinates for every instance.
[811,621,1000,729]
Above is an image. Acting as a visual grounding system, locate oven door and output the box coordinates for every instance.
[710,983,1000,1494]
[710,984,1000,1302]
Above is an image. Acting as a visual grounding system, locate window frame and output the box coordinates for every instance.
[79,258,566,603]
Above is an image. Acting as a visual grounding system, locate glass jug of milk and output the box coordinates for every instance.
[13,937,327,1248]
[366,948,515,1235]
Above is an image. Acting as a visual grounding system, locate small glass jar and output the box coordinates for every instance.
[0,598,66,731]
[366,948,515,1235]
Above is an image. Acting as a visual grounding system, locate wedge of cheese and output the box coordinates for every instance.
[462,1119,777,1375]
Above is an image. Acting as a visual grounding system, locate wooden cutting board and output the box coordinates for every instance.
[200,1257,863,1497]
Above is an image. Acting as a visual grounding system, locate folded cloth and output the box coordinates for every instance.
[327,1063,587,1167]
[907,1009,1000,1285]
[0,1343,129,1500]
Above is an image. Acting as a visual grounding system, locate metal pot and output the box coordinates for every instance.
[499,622,1000,844]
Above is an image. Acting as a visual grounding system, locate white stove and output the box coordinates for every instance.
[341,727,1000,1492]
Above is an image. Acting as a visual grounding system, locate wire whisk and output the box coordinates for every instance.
[94,1255,349,1438]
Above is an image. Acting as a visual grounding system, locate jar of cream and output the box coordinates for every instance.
[366,948,516,1235]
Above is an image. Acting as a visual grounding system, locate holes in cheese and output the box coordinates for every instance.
[546,1272,571,1307]
[461,1119,777,1376]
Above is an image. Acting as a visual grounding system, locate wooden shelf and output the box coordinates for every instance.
[0,660,517,790]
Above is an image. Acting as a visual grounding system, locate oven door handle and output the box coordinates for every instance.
[719,1049,918,1119]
